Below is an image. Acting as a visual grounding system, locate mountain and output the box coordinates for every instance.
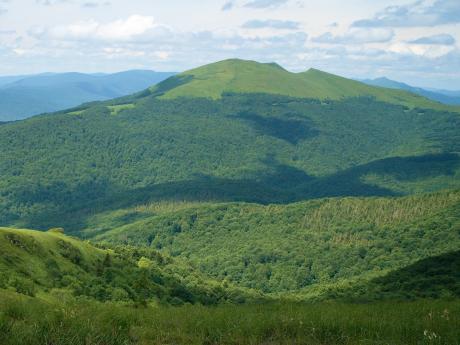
[361,77,460,106]
[1,59,460,344]
[0,59,459,231]
[155,59,456,111]
[0,70,176,121]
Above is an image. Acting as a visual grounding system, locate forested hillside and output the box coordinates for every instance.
[0,60,459,231]
[0,228,255,305]
[92,190,460,293]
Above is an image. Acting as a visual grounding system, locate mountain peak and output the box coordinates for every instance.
[150,59,458,112]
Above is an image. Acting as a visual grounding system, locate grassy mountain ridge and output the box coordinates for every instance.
[154,59,460,112]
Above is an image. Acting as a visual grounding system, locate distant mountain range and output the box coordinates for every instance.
[360,77,460,106]
[0,70,176,121]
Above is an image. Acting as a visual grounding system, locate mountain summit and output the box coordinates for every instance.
[151,59,456,111]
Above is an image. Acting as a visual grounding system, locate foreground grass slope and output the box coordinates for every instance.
[0,228,254,305]
[94,190,460,293]
[1,290,458,345]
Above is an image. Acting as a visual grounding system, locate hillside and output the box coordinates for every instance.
[330,250,460,301]
[155,59,459,111]
[0,227,255,304]
[92,190,460,293]
[0,59,459,231]
[0,70,175,121]
[361,77,460,106]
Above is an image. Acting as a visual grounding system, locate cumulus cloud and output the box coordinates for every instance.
[409,33,455,45]
[242,19,300,30]
[313,28,394,44]
[353,0,460,27]
[30,15,172,42]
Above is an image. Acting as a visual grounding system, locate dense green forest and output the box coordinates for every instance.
[329,250,460,301]
[0,79,459,231]
[91,190,460,293]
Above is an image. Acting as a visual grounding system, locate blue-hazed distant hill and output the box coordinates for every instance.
[0,70,176,121]
[361,77,460,106]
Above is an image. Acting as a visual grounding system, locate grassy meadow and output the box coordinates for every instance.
[1,290,459,345]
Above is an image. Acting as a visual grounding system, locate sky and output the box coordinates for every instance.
[0,0,459,89]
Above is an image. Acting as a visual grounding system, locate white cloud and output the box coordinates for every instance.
[30,15,171,42]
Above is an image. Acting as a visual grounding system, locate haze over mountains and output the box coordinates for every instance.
[361,77,460,106]
[0,70,175,121]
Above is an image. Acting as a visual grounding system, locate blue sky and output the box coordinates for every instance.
[0,0,459,89]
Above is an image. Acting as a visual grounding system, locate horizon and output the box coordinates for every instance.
[0,1,459,89]
[1,58,459,92]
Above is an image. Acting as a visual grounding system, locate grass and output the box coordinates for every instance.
[156,59,460,112]
[108,103,135,115]
[0,290,458,345]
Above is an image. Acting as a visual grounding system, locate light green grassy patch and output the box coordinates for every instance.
[108,104,135,115]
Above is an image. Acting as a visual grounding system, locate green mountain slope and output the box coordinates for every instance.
[0,59,459,231]
[343,250,460,300]
[92,190,460,294]
[0,227,255,304]
[155,59,459,112]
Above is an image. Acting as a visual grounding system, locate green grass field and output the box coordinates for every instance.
[0,290,458,345]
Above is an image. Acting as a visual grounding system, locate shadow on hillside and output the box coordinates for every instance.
[326,250,460,301]
[233,112,319,144]
[13,152,460,233]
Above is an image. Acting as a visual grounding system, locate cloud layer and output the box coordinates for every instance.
[353,0,460,27]
[0,0,458,89]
